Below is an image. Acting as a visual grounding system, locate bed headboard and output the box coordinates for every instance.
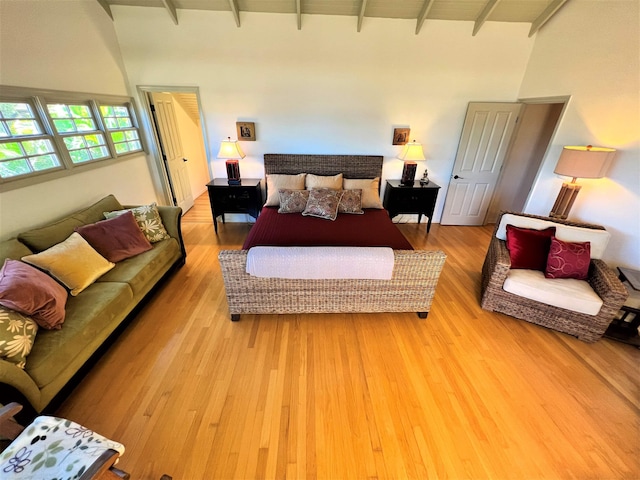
[263,154,383,179]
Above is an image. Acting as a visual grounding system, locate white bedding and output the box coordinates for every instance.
[246,246,395,279]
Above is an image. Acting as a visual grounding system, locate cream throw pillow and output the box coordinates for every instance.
[264,174,306,206]
[22,232,115,296]
[343,177,383,209]
[305,173,343,190]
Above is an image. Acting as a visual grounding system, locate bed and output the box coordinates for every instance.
[217,153,447,321]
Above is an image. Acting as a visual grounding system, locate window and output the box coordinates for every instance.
[100,105,142,155]
[48,103,110,164]
[0,86,145,191]
[0,101,62,179]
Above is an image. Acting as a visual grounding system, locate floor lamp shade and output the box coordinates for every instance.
[550,145,615,219]
[397,140,426,186]
[217,137,246,185]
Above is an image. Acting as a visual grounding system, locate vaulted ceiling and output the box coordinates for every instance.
[96,0,570,36]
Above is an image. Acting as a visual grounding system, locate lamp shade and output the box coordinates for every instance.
[553,145,615,180]
[397,140,426,162]
[217,137,246,160]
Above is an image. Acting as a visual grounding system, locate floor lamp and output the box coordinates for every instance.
[549,145,615,219]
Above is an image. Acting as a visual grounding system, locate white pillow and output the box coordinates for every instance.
[306,173,343,190]
[264,174,306,207]
[343,177,383,209]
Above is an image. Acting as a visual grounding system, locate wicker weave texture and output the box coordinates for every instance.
[264,154,383,179]
[219,250,446,316]
[481,211,628,342]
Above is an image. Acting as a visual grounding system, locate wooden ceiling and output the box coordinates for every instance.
[97,0,570,36]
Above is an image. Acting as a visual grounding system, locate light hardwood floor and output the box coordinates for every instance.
[56,194,640,479]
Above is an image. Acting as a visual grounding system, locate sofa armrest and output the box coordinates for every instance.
[0,360,42,414]
[481,237,511,296]
[590,259,628,314]
[157,205,186,261]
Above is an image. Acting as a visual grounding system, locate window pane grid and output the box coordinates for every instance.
[0,102,43,138]
[61,133,109,164]
[0,137,61,178]
[48,103,97,134]
[100,105,142,155]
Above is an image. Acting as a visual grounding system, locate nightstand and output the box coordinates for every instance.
[206,178,262,233]
[383,179,440,233]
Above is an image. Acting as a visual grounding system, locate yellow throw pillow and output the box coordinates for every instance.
[22,232,115,296]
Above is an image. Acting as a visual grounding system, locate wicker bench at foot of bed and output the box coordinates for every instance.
[219,249,446,321]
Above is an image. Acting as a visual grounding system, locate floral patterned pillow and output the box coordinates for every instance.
[302,188,344,221]
[338,189,364,214]
[278,189,310,213]
[0,306,38,369]
[104,203,170,243]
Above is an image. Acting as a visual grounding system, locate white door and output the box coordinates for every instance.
[440,102,522,225]
[150,92,194,213]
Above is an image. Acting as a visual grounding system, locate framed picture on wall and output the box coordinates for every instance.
[236,122,256,141]
[393,128,410,145]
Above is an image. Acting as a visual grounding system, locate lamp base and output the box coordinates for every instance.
[225,160,241,185]
[549,182,581,219]
[401,161,417,187]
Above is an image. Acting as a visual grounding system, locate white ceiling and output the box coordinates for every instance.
[97,0,570,36]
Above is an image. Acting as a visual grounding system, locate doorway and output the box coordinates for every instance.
[138,86,211,214]
[440,98,567,226]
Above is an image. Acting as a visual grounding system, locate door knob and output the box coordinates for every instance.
[453,175,464,179]
[183,158,188,162]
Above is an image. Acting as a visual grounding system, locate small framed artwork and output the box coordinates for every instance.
[236,122,256,141]
[393,128,410,145]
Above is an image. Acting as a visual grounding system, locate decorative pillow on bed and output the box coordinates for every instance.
[278,189,310,213]
[306,173,343,190]
[302,188,344,221]
[265,174,307,207]
[343,177,383,209]
[338,189,364,214]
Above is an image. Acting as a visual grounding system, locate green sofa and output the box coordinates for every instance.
[0,195,185,414]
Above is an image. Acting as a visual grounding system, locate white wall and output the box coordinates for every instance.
[112,7,535,221]
[519,0,640,269]
[0,0,159,240]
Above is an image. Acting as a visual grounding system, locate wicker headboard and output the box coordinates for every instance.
[263,154,383,179]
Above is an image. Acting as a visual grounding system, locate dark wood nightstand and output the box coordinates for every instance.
[383,180,440,233]
[206,178,262,233]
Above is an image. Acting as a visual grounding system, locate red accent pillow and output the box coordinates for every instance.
[505,224,556,271]
[76,211,152,263]
[0,259,68,330]
[545,237,591,280]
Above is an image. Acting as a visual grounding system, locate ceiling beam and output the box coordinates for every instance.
[529,0,569,37]
[415,0,435,35]
[96,0,113,20]
[472,0,501,36]
[296,0,302,30]
[161,0,178,25]
[357,0,368,32]
[228,0,241,27]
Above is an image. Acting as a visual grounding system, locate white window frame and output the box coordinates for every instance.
[0,86,146,192]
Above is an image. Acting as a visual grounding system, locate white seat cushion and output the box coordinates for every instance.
[503,269,603,316]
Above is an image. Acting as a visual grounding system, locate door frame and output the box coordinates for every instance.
[136,85,212,207]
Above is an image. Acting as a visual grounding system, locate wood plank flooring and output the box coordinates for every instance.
[56,194,640,479]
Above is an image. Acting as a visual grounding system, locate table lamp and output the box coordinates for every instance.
[217,137,245,185]
[397,140,426,187]
[549,145,615,219]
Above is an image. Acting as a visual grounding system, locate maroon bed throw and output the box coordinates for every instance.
[242,207,413,250]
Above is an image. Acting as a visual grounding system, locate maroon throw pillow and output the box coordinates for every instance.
[505,224,556,271]
[545,237,591,280]
[76,211,152,263]
[0,259,67,330]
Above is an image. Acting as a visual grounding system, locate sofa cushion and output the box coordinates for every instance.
[76,211,152,263]
[545,237,590,280]
[506,225,556,271]
[0,306,38,369]
[0,259,68,330]
[496,213,610,259]
[25,281,133,389]
[503,269,603,316]
[22,233,115,296]
[95,238,181,300]
[0,239,33,262]
[18,195,123,252]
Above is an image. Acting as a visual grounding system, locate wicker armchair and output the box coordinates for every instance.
[481,212,628,342]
